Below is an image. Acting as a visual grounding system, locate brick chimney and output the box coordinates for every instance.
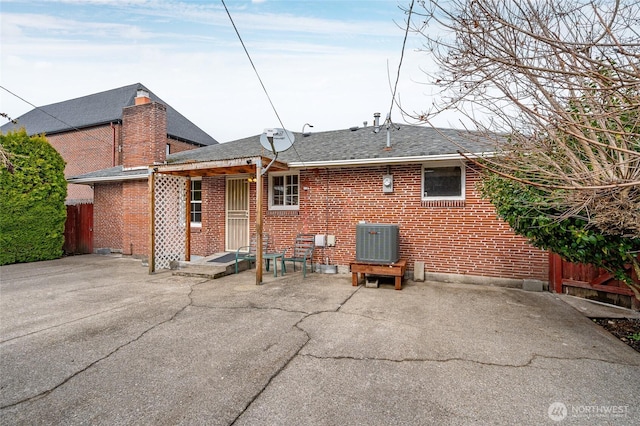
[121,89,167,168]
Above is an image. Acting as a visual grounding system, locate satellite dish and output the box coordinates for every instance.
[260,128,295,154]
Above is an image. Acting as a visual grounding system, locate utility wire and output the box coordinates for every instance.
[2,85,83,133]
[0,85,114,148]
[220,0,304,165]
[388,0,414,121]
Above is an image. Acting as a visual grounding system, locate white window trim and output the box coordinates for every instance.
[190,177,202,227]
[268,171,300,211]
[421,160,466,201]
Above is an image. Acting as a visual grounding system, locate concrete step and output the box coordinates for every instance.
[171,253,251,279]
[172,264,230,279]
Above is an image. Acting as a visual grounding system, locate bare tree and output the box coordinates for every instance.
[406,0,640,238]
[1,113,17,172]
[0,145,12,173]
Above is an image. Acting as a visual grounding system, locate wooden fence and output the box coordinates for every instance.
[63,203,93,255]
[549,253,639,310]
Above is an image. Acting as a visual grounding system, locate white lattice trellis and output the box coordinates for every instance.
[153,173,187,270]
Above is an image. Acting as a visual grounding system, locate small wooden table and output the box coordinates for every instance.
[350,259,407,290]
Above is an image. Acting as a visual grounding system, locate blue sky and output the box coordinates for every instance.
[1,0,452,142]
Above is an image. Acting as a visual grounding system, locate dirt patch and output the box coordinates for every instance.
[593,318,640,353]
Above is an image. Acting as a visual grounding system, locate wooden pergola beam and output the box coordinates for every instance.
[153,156,288,177]
[150,156,288,284]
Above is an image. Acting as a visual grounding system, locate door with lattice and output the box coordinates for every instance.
[226,177,249,251]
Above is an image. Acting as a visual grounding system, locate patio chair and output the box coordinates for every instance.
[235,234,270,274]
[282,234,315,278]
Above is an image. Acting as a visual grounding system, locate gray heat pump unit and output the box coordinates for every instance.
[356,223,400,264]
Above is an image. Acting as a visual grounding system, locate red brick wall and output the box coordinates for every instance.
[168,139,199,154]
[47,124,117,203]
[44,98,210,256]
[193,164,548,282]
[45,107,207,205]
[93,183,123,251]
[122,101,167,168]
[122,180,150,256]
[94,179,150,257]
[190,176,225,255]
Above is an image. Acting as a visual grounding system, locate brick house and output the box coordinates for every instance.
[140,120,548,284]
[2,83,218,256]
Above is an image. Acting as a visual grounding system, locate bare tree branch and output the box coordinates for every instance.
[408,0,640,237]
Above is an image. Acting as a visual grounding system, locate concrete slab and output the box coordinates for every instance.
[1,256,639,425]
[558,294,640,319]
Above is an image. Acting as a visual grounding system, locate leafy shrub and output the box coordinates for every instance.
[481,173,640,286]
[0,129,67,264]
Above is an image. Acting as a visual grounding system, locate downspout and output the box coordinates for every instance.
[325,168,330,265]
[111,122,117,166]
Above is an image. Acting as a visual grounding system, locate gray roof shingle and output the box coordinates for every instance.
[68,125,498,183]
[1,83,217,146]
[167,125,497,165]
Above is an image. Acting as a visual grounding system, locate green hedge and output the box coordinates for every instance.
[481,173,640,284]
[0,129,67,265]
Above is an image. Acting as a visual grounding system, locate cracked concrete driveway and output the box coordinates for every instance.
[1,254,639,425]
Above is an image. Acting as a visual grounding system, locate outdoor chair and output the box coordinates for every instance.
[235,233,270,274]
[282,234,315,278]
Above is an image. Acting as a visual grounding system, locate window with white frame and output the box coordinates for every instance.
[422,163,465,200]
[190,178,202,226]
[269,172,299,210]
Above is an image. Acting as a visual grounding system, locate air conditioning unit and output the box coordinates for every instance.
[356,223,400,264]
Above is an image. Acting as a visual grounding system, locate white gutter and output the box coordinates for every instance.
[67,172,149,185]
[287,152,496,169]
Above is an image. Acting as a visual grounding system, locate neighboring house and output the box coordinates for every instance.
[2,83,218,256]
[92,119,548,283]
[1,83,217,204]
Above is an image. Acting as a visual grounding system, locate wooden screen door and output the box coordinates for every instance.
[226,177,250,251]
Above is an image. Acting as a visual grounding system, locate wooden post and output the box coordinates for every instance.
[148,170,156,274]
[549,252,563,293]
[185,178,191,262]
[255,159,263,285]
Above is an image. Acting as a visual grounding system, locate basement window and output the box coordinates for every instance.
[269,172,299,210]
[422,162,465,200]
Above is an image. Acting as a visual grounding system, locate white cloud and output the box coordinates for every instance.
[0,1,452,142]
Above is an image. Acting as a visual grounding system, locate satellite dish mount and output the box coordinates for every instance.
[259,128,295,174]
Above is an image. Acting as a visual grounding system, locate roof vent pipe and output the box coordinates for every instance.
[373,112,381,133]
[386,114,391,149]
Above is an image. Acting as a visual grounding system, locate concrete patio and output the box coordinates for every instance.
[1,254,638,425]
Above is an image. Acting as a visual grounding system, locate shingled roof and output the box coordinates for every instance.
[0,83,217,146]
[68,124,498,184]
[167,125,497,166]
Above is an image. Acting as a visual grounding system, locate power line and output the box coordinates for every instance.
[0,85,114,147]
[388,0,414,119]
[2,85,84,134]
[220,0,304,165]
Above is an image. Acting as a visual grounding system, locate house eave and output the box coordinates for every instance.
[287,152,496,169]
[67,173,149,185]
